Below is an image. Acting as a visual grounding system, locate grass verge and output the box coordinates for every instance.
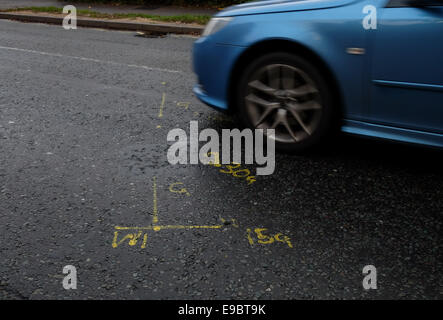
[0,6,211,25]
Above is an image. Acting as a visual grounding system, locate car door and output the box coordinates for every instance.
[369,0,443,133]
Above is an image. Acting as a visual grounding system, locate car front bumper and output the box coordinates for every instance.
[192,36,245,111]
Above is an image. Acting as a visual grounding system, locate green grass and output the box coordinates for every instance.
[1,6,211,25]
[64,1,248,8]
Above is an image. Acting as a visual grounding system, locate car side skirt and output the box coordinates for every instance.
[342,119,443,148]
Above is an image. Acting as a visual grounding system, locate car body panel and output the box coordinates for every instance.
[217,0,360,17]
[368,5,443,133]
[193,41,245,110]
[192,0,443,148]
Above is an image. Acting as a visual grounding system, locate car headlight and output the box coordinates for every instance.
[202,17,233,37]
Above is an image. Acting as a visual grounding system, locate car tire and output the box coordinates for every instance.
[236,51,338,153]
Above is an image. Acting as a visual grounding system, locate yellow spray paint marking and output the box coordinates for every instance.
[206,151,221,166]
[113,177,288,251]
[112,230,148,248]
[177,102,190,110]
[246,228,293,248]
[113,176,231,248]
[158,92,166,118]
[220,218,239,228]
[141,233,148,248]
[205,152,257,185]
[246,228,255,246]
[169,182,190,196]
[112,224,224,248]
[274,233,293,248]
[112,231,144,248]
[116,225,223,231]
[152,176,159,224]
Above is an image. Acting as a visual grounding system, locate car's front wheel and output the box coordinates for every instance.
[236,52,337,152]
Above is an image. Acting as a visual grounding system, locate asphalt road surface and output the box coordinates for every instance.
[0,20,442,300]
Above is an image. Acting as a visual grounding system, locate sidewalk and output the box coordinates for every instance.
[0,0,218,16]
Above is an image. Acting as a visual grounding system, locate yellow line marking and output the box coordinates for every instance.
[158,93,166,118]
[116,225,223,231]
[246,228,254,245]
[141,233,148,248]
[152,176,159,224]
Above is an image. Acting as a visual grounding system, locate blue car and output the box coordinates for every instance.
[193,0,443,151]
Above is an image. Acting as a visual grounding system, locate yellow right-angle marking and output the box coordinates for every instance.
[113,174,242,249]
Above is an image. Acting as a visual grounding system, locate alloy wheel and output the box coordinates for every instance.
[244,64,323,144]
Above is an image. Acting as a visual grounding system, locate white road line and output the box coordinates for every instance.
[0,45,183,74]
